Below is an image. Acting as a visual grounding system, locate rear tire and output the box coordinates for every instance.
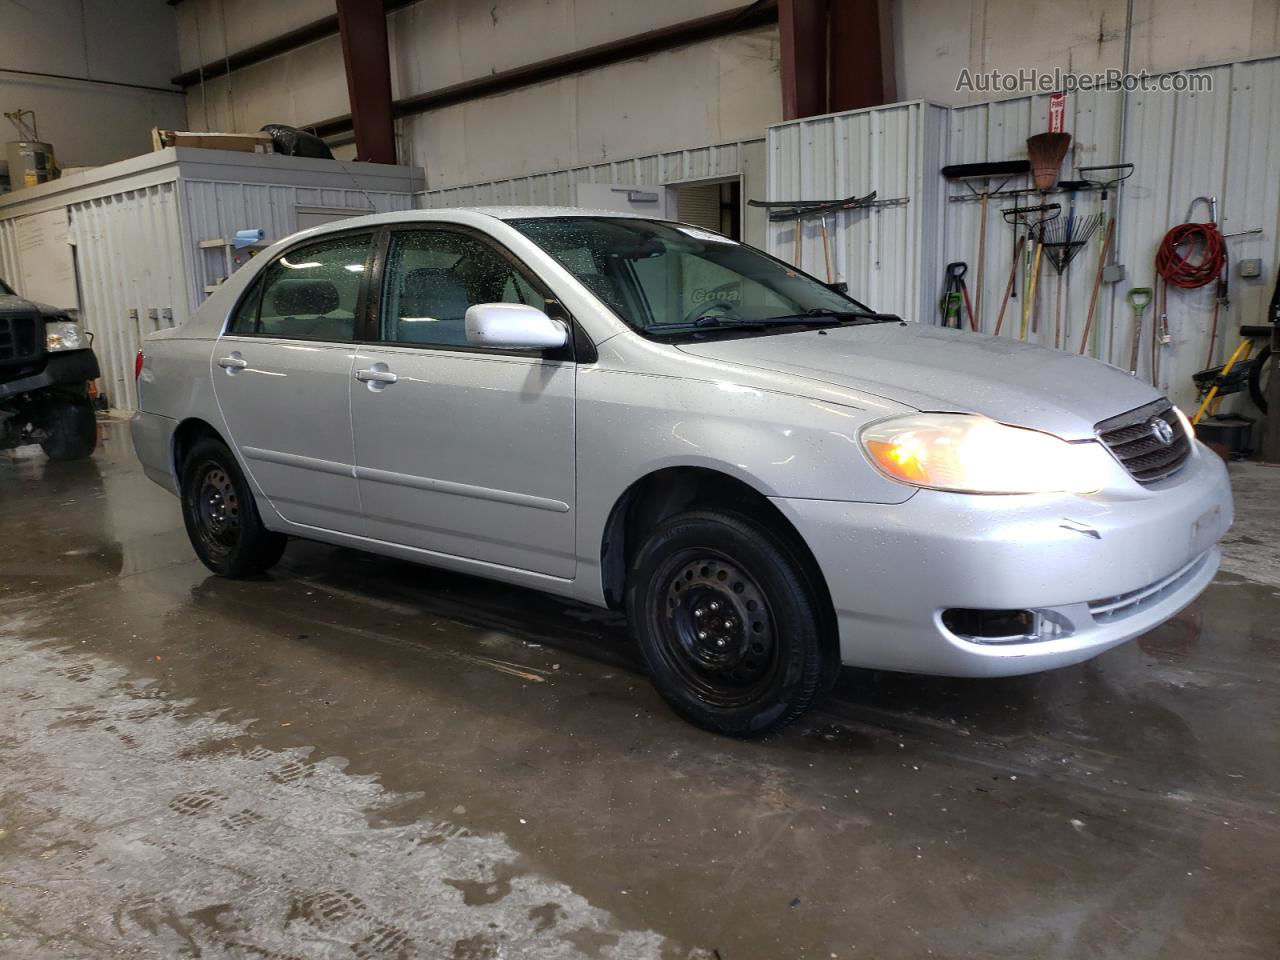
[1248,343,1271,414]
[626,510,836,737]
[39,394,97,461]
[180,437,286,577]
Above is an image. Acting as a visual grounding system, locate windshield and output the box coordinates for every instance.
[510,217,881,337]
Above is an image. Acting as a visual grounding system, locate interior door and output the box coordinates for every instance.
[349,226,576,578]
[211,230,373,534]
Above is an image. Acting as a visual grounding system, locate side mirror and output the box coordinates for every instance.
[465,303,568,350]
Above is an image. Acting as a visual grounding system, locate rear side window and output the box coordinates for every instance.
[235,233,372,341]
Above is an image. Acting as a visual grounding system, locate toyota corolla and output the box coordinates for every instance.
[131,208,1233,736]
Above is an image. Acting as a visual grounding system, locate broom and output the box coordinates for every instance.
[1023,133,1072,338]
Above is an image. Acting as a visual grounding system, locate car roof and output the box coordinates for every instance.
[277,205,663,245]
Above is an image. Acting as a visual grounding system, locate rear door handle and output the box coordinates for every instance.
[355,368,398,384]
[217,355,247,371]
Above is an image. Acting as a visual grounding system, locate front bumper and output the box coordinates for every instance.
[0,349,100,400]
[772,442,1233,677]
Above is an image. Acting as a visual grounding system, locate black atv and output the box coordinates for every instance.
[0,277,100,460]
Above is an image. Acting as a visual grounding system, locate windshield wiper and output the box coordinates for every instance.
[760,308,901,325]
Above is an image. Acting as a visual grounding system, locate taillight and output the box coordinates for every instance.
[135,350,144,379]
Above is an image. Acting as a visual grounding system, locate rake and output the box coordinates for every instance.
[1040,212,1103,349]
[1001,203,1060,339]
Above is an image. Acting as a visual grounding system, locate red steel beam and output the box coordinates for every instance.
[778,0,829,120]
[829,0,887,112]
[335,0,397,164]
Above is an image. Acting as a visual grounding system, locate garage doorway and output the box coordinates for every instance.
[670,178,742,240]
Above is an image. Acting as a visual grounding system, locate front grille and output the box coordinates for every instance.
[1095,399,1190,483]
[1088,551,1210,623]
[0,314,42,365]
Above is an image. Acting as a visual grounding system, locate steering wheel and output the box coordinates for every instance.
[681,300,740,325]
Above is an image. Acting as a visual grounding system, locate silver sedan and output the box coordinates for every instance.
[132,208,1233,736]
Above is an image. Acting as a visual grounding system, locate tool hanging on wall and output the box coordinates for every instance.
[1001,203,1060,337]
[1126,287,1153,377]
[749,191,908,277]
[1039,194,1103,350]
[993,234,1026,337]
[940,161,1031,331]
[940,261,975,330]
[1021,133,1071,340]
[1079,165,1135,359]
[1078,217,1116,355]
[1152,196,1227,387]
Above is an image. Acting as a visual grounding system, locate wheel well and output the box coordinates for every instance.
[171,418,224,478]
[600,467,836,623]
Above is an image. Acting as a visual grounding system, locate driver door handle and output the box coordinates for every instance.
[217,356,248,370]
[355,368,398,384]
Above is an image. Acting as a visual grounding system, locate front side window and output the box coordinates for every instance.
[511,217,879,338]
[236,233,372,341]
[379,229,546,347]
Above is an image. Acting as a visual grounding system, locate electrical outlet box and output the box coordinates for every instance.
[1102,263,1126,284]
[1239,258,1263,278]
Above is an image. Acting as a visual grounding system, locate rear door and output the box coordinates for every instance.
[211,230,373,534]
[349,225,577,578]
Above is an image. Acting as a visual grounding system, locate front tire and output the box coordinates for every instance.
[626,510,836,737]
[180,437,286,577]
[39,393,97,461]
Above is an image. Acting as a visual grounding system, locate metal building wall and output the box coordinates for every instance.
[69,185,188,412]
[765,101,949,324]
[942,56,1280,411]
[179,181,416,313]
[0,219,20,295]
[419,140,770,248]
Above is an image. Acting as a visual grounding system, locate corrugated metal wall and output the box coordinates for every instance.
[943,56,1280,411]
[765,101,949,324]
[69,185,188,412]
[179,181,415,313]
[419,140,770,247]
[0,218,20,294]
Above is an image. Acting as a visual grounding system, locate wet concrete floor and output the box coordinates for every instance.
[1,420,1277,959]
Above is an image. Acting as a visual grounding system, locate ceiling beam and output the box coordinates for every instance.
[303,1,780,140]
[335,0,397,163]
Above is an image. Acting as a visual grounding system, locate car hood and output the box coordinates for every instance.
[675,322,1162,440]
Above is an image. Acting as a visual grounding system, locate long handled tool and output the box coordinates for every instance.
[994,235,1025,337]
[1023,133,1071,341]
[1126,287,1153,377]
[1040,205,1103,350]
[1078,217,1116,355]
[940,262,974,329]
[941,160,1030,332]
[1001,204,1060,339]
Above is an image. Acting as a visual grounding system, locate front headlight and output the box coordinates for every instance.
[45,320,85,352]
[860,413,1107,495]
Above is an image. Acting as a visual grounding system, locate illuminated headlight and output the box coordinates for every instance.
[1173,406,1195,441]
[860,413,1107,495]
[45,320,86,352]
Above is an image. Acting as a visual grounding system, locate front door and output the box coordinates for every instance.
[349,225,577,578]
[211,230,373,534]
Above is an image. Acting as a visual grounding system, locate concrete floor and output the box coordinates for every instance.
[1,420,1277,960]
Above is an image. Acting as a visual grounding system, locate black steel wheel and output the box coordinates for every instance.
[627,510,836,737]
[180,437,286,578]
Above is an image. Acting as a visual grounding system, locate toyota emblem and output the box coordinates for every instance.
[1149,417,1175,445]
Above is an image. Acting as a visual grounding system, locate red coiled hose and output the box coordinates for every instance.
[1154,220,1228,373]
[1155,222,1226,289]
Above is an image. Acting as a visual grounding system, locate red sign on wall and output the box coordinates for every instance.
[1048,92,1066,132]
